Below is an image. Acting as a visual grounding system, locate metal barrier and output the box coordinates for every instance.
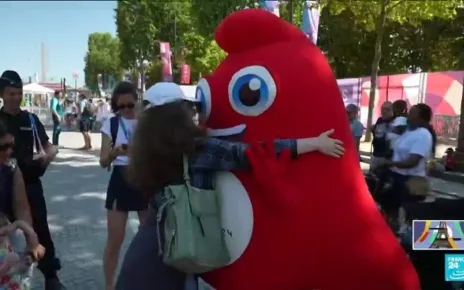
[22,106,53,126]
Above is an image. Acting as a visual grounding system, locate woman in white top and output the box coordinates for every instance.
[97,99,112,122]
[380,103,436,213]
[98,82,148,290]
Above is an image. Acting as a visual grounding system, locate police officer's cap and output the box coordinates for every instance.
[0,70,23,90]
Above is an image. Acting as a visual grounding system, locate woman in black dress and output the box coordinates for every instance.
[99,82,148,290]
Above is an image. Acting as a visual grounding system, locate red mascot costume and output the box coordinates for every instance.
[197,8,420,290]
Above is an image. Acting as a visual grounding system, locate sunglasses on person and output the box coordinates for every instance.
[117,103,135,110]
[0,142,14,151]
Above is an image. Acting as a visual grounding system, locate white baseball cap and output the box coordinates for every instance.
[392,116,407,127]
[143,82,198,109]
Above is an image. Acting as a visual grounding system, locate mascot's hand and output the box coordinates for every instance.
[245,141,298,211]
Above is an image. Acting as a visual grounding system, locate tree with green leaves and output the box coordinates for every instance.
[84,32,122,93]
[180,31,226,82]
[115,0,159,71]
[117,0,212,84]
[190,0,258,40]
[325,0,461,141]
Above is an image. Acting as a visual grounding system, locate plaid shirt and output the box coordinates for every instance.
[151,137,297,208]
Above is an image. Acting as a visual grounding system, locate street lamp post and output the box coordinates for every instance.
[139,59,149,94]
[72,72,79,99]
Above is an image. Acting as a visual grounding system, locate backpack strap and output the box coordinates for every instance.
[182,155,190,182]
[110,115,119,148]
[28,113,43,154]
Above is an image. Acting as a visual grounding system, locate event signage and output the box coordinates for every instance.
[159,42,173,82]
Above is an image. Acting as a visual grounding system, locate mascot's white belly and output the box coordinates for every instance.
[197,171,254,289]
[216,171,254,264]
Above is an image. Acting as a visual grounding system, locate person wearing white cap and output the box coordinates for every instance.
[142,82,198,109]
[115,82,345,289]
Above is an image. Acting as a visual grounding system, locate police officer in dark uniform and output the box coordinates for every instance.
[0,70,66,290]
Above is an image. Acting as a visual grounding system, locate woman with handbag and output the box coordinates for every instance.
[378,103,436,219]
[115,82,345,290]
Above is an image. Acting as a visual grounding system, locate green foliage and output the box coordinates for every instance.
[112,0,464,89]
[325,0,460,30]
[279,0,304,27]
[115,0,159,69]
[84,32,122,92]
[321,0,462,141]
[190,0,258,40]
[181,32,226,82]
[321,0,462,76]
[115,0,228,84]
[318,8,374,78]
[145,60,163,88]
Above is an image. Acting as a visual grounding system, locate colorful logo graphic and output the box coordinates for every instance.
[445,254,464,281]
[413,220,464,250]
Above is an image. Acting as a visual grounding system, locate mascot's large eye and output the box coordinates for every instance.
[228,66,276,116]
[196,78,211,120]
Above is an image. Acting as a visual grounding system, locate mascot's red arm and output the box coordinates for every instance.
[201,9,420,290]
[244,142,299,210]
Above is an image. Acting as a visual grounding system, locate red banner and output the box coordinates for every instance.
[180,64,191,84]
[159,42,173,82]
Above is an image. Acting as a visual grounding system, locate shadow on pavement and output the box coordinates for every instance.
[31,149,135,289]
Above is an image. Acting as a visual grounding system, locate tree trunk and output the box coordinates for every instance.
[364,0,388,142]
[288,0,294,24]
[454,74,464,171]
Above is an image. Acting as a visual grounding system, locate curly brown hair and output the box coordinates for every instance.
[127,101,206,193]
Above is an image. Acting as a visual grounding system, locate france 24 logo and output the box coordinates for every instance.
[445,254,464,281]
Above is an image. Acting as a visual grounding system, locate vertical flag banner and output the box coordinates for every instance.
[261,0,280,17]
[302,1,321,45]
[180,64,191,84]
[159,42,173,82]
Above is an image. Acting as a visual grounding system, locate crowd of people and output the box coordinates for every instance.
[349,100,464,289]
[349,100,436,227]
[0,68,346,289]
[50,92,113,150]
[0,70,63,290]
[0,68,457,290]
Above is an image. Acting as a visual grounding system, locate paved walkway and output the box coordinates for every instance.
[31,131,138,289]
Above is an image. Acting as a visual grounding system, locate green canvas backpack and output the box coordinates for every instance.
[155,155,231,273]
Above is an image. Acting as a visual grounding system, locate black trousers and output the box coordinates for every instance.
[52,120,61,146]
[377,171,425,213]
[26,179,61,277]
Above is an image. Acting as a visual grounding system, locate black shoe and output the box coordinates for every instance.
[45,277,66,290]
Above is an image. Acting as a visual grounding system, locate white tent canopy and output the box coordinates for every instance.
[23,83,54,94]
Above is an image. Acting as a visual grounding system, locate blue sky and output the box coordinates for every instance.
[0,1,117,87]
